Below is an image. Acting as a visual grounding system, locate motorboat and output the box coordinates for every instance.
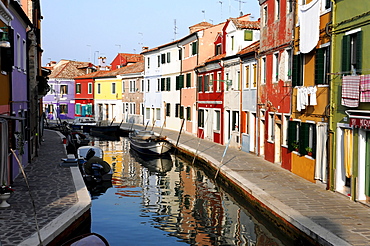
[77,146,113,183]
[70,117,97,132]
[129,130,172,156]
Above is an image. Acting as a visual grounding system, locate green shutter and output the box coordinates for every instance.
[288,121,298,151]
[244,30,253,41]
[356,31,362,74]
[192,41,198,55]
[180,75,184,89]
[292,55,299,87]
[186,73,191,87]
[342,35,351,74]
[176,76,180,90]
[166,77,171,91]
[311,125,317,159]
[315,48,325,85]
[197,76,203,92]
[161,78,165,91]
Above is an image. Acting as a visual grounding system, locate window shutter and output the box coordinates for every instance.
[176,76,179,90]
[167,52,171,63]
[197,76,203,92]
[180,75,184,89]
[311,125,317,159]
[341,35,351,74]
[244,30,253,41]
[1,29,13,72]
[292,55,299,87]
[186,73,191,87]
[287,121,298,151]
[166,77,171,91]
[315,48,325,85]
[161,78,165,91]
[356,31,362,74]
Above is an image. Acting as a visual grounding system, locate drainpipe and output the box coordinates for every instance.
[328,0,336,191]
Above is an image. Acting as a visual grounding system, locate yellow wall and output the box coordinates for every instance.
[291,152,315,183]
[94,78,122,100]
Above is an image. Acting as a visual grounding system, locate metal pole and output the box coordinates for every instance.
[214,137,232,179]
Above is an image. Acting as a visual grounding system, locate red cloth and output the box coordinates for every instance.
[360,74,370,102]
[341,75,360,107]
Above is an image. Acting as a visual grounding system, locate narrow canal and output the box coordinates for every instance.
[85,137,306,246]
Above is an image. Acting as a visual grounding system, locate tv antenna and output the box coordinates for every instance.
[218,1,223,21]
[174,19,178,40]
[235,0,246,16]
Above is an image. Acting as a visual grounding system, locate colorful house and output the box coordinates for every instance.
[257,0,293,167]
[44,60,95,120]
[117,60,145,124]
[330,0,370,202]
[74,70,106,118]
[288,0,332,183]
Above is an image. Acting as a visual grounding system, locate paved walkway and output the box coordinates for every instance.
[145,125,370,246]
[0,130,90,246]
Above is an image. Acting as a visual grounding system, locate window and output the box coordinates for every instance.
[215,44,222,55]
[88,83,92,94]
[214,110,220,131]
[263,5,268,26]
[156,108,161,120]
[175,103,180,118]
[180,106,184,119]
[209,73,214,92]
[161,53,166,64]
[161,78,165,91]
[315,45,330,84]
[245,65,250,88]
[197,76,203,92]
[186,107,191,121]
[225,73,230,91]
[146,108,150,119]
[275,0,280,20]
[147,57,150,69]
[283,115,290,146]
[324,0,331,9]
[75,104,81,115]
[157,55,160,67]
[60,104,68,114]
[231,36,234,50]
[112,83,116,94]
[342,30,362,75]
[232,111,239,131]
[130,80,136,92]
[166,77,171,91]
[76,83,81,94]
[17,34,20,68]
[178,48,182,60]
[268,113,275,141]
[166,103,171,116]
[157,79,161,91]
[191,41,198,56]
[217,72,222,91]
[244,30,253,41]
[288,120,300,151]
[237,71,241,90]
[22,40,26,70]
[299,122,316,157]
[286,49,292,81]
[273,53,279,83]
[176,75,184,90]
[261,57,266,84]
[186,73,191,87]
[60,85,68,95]
[87,104,93,115]
[167,52,171,63]
[204,74,210,92]
[147,80,150,92]
[141,79,144,92]
[287,0,293,13]
[292,54,304,87]
[97,83,101,94]
[198,109,204,128]
[252,64,257,87]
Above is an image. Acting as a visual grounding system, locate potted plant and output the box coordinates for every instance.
[305,147,313,156]
[0,184,14,208]
[292,141,299,152]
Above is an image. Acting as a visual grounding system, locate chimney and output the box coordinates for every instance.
[142,46,149,52]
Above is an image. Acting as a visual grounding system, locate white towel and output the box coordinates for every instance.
[299,0,320,54]
[309,86,317,105]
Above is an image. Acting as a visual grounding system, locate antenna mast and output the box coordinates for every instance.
[174,19,178,40]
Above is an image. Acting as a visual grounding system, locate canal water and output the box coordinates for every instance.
[86,137,298,246]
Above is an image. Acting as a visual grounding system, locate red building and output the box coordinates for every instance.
[258,0,294,169]
[196,32,226,144]
[74,70,108,117]
[110,53,143,70]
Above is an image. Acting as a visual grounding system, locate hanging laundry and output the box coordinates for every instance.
[308,86,317,106]
[360,74,370,102]
[299,0,320,54]
[341,75,360,107]
[296,87,308,111]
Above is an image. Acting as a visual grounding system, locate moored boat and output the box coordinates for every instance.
[129,130,172,155]
[61,233,109,246]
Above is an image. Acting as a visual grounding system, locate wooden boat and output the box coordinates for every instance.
[61,233,109,246]
[70,117,97,132]
[77,146,113,183]
[129,130,172,155]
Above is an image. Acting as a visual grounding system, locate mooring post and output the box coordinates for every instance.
[214,137,231,179]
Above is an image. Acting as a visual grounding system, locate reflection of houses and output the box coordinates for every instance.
[44,60,95,120]
[117,60,144,124]
[330,0,370,202]
[288,0,331,183]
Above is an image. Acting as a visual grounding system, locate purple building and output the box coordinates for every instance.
[43,60,95,120]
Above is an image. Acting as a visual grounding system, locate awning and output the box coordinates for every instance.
[346,110,370,129]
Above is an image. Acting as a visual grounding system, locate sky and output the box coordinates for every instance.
[41,0,260,66]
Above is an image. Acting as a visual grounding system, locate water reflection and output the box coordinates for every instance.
[88,138,286,246]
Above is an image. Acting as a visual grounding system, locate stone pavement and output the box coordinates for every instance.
[144,125,370,246]
[0,130,90,246]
